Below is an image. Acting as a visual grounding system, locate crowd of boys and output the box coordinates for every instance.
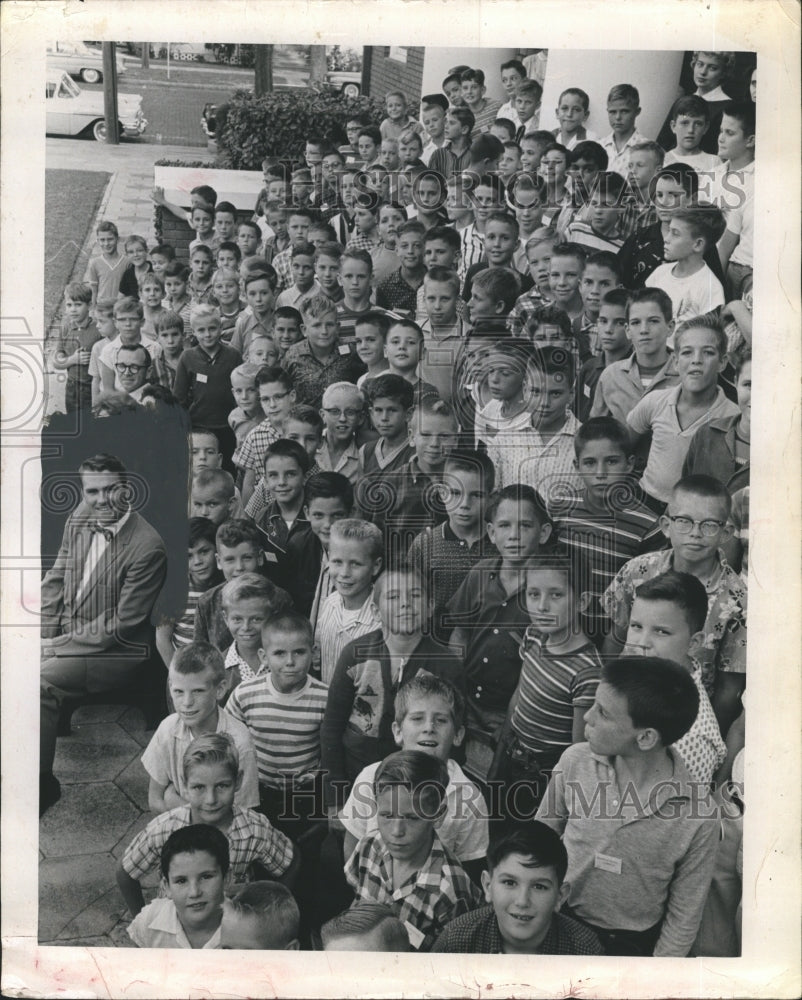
[43,50,754,957]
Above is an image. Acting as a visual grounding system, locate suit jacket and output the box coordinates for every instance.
[41,503,167,661]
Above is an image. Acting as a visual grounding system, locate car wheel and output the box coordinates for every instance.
[341,82,361,99]
[92,119,107,142]
[82,67,102,84]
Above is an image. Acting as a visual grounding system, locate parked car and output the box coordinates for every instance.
[46,41,127,84]
[326,69,361,98]
[46,70,147,142]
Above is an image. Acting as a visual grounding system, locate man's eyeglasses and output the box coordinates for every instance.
[666,516,725,537]
[115,363,147,374]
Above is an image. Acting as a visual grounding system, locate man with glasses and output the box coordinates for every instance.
[39,453,167,815]
[114,343,152,402]
[601,474,747,733]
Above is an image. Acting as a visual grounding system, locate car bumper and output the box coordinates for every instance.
[122,117,148,136]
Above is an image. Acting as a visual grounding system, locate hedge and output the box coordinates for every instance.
[216,87,384,170]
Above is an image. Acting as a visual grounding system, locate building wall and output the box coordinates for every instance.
[367,46,425,104]
[420,47,519,104]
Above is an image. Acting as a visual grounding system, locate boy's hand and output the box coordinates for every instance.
[152,186,166,205]
[76,349,91,365]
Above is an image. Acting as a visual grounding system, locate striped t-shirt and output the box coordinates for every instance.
[510,628,601,754]
[172,586,204,649]
[225,673,329,788]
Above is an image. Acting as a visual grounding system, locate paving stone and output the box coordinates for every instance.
[40,782,141,858]
[70,704,128,726]
[38,852,118,942]
[111,810,152,860]
[56,887,130,942]
[54,721,143,784]
[115,755,151,813]
[118,705,152,748]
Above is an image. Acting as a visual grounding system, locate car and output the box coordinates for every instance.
[326,69,361,99]
[46,41,127,84]
[46,70,147,142]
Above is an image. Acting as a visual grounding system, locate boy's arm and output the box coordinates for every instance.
[320,649,359,812]
[534,757,569,835]
[99,357,116,393]
[241,468,258,507]
[172,356,191,409]
[717,228,740,271]
[147,777,170,813]
[713,706,745,788]
[712,672,746,738]
[152,186,192,224]
[115,862,145,917]
[155,621,175,670]
[652,814,719,956]
[571,705,587,743]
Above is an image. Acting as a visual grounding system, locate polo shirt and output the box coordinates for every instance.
[127,897,222,949]
[627,385,740,502]
[370,245,402,287]
[275,280,322,311]
[468,98,503,134]
[590,352,679,425]
[173,343,242,429]
[315,437,360,484]
[140,709,259,809]
[418,319,466,404]
[84,250,129,301]
[536,743,719,956]
[431,905,603,955]
[283,339,365,409]
[408,521,495,614]
[340,756,489,864]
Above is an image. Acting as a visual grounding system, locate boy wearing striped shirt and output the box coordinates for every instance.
[489,556,601,817]
[226,610,328,838]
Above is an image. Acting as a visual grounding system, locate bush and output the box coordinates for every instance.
[217,88,384,170]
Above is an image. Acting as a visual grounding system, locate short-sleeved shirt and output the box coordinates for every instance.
[226,673,329,789]
[645,262,725,328]
[510,628,601,754]
[376,267,426,317]
[84,250,129,300]
[506,287,551,339]
[565,219,625,254]
[626,385,740,502]
[127,897,221,949]
[275,281,322,311]
[431,906,603,955]
[315,590,382,686]
[230,309,274,358]
[283,339,365,409]
[56,317,102,384]
[233,418,279,472]
[341,757,489,863]
[140,710,260,809]
[315,437,360,484]
[122,804,294,884]
[344,830,484,950]
[602,548,748,690]
[536,743,719,957]
[428,143,472,183]
[469,98,503,134]
[589,352,679,425]
[674,664,727,785]
[598,129,650,176]
[704,160,754,268]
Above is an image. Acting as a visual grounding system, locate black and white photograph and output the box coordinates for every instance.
[1,1,800,997]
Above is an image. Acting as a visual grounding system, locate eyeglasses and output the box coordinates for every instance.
[260,391,291,404]
[666,516,725,537]
[115,362,147,374]
[322,407,362,420]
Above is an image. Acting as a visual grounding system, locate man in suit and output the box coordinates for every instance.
[40,453,168,814]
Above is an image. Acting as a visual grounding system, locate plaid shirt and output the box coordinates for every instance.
[345,831,484,951]
[283,339,365,409]
[271,247,294,292]
[121,804,294,884]
[506,287,550,338]
[152,351,180,391]
[244,462,321,522]
[346,230,381,254]
[431,905,604,954]
[233,418,279,471]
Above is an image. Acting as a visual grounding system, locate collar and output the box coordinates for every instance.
[88,508,130,537]
[589,746,698,812]
[147,899,222,948]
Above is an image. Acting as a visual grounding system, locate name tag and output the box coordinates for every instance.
[338,344,351,355]
[196,372,208,383]
[583,384,591,397]
[264,551,278,563]
[594,852,623,875]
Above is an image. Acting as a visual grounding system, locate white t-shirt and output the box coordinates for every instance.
[339,757,489,862]
[645,262,725,328]
[706,161,754,269]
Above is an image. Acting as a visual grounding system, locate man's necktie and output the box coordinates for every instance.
[89,522,114,542]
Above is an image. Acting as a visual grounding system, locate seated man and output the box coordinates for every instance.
[40,453,168,814]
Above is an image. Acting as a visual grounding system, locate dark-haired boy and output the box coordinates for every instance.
[360,374,415,476]
[428,106,475,180]
[537,657,719,956]
[275,241,320,310]
[420,94,449,165]
[572,250,621,362]
[576,287,631,421]
[709,101,755,298]
[376,220,427,317]
[457,174,505,283]
[565,172,628,253]
[231,268,278,357]
[272,207,316,291]
[431,822,603,954]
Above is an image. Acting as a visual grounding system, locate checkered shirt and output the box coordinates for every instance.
[121,804,294,884]
[431,905,604,954]
[233,419,280,472]
[271,247,294,292]
[345,830,484,951]
[506,288,550,338]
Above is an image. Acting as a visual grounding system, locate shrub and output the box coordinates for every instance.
[217,88,384,170]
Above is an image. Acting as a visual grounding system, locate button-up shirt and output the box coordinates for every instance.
[598,128,650,176]
[128,897,222,949]
[283,339,365,409]
[590,351,679,425]
[536,743,719,956]
[431,905,603,954]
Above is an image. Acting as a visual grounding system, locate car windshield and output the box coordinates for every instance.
[57,76,81,99]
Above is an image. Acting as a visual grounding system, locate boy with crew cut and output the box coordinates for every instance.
[446,485,553,780]
[117,733,296,915]
[316,518,384,685]
[231,267,278,357]
[408,448,496,638]
[337,250,381,348]
[537,657,719,956]
[599,83,649,176]
[371,201,403,286]
[603,473,747,734]
[420,94,449,166]
[127,824,230,949]
[344,750,484,950]
[626,313,738,506]
[576,288,631,421]
[143,640,259,812]
[432,822,603,955]
[624,570,726,786]
[555,416,661,643]
[376,220,427,316]
[236,219,262,266]
[252,438,310,564]
[284,294,365,409]
[317,381,365,483]
[572,250,622,359]
[467,266,521,327]
[341,674,489,876]
[191,468,238,527]
[463,213,534,304]
[219,573,278,691]
[221,880,301,950]
[354,311,392,389]
[84,220,128,304]
[418,266,465,405]
[321,564,465,812]
[547,243,585,321]
[552,87,596,150]
[194,519,292,652]
[275,240,321,310]
[314,241,345,305]
[53,281,101,413]
[226,610,329,837]
[489,556,601,813]
[162,261,193,334]
[591,286,679,425]
[418,231,466,321]
[619,140,664,239]
[645,206,726,326]
[321,903,410,951]
[227,362,264,446]
[272,206,317,291]
[429,106,475,181]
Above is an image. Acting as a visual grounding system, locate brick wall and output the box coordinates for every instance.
[367,47,425,105]
[156,208,254,266]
